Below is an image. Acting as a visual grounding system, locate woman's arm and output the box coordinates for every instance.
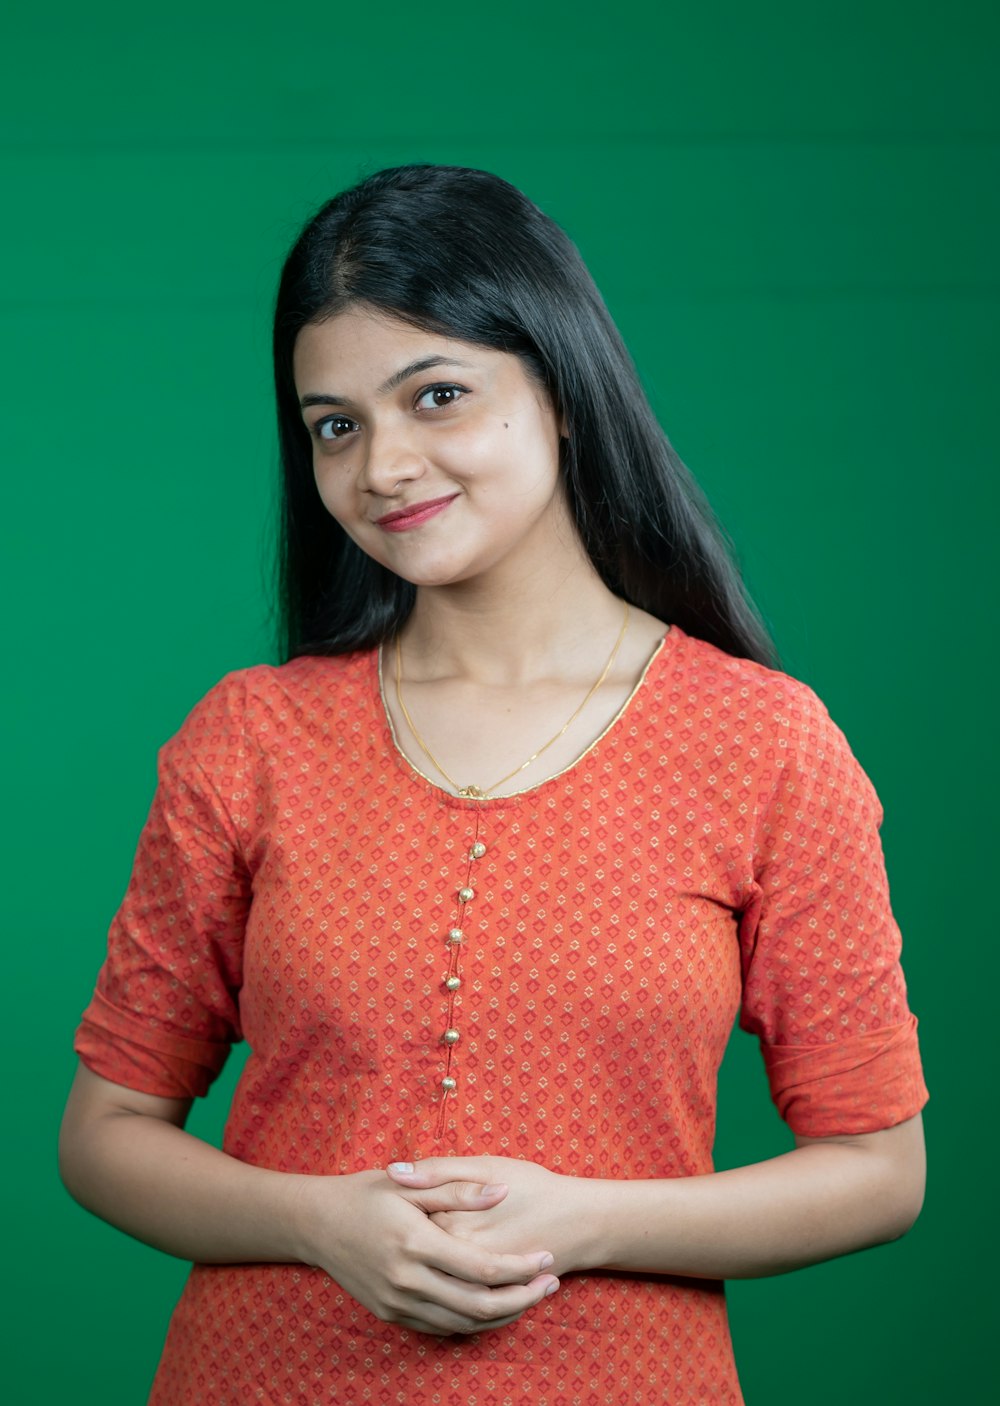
[59,1064,559,1335]
[386,1113,925,1280]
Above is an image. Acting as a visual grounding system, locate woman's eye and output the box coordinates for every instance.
[316,415,358,442]
[416,384,466,410]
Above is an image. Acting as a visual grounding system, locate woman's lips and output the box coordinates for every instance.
[375,495,459,532]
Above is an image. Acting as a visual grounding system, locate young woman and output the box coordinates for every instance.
[61,165,928,1405]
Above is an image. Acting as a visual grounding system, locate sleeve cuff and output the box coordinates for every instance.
[74,989,233,1099]
[761,1013,928,1136]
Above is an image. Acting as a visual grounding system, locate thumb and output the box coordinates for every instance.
[387,1166,509,1213]
[387,1157,502,1188]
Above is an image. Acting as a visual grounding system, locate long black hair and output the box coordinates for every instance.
[274,164,776,666]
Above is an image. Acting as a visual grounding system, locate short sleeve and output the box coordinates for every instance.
[74,673,252,1099]
[738,679,928,1137]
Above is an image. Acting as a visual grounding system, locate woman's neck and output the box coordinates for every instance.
[400,560,627,688]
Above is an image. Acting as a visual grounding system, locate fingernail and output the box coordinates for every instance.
[545,1280,559,1296]
[388,1162,414,1174]
[481,1183,505,1195]
[538,1253,554,1270]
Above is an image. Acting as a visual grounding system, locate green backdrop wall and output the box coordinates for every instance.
[4,1,995,1401]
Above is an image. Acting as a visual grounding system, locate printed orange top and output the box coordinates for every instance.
[75,627,928,1405]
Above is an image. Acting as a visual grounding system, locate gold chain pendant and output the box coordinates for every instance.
[393,602,629,801]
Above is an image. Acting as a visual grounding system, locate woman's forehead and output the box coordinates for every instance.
[293,307,502,393]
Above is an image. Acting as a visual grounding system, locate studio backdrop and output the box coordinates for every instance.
[3,2,995,1401]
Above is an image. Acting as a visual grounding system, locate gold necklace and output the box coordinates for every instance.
[393,602,630,799]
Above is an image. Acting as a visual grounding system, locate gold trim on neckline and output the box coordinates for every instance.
[376,629,670,803]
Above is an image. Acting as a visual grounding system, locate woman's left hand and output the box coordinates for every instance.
[385,1157,600,1276]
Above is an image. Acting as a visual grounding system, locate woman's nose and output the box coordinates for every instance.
[358,421,425,495]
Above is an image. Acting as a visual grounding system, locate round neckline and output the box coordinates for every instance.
[372,625,677,808]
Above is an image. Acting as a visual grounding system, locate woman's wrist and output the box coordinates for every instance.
[543,1173,624,1275]
[282,1168,362,1269]
[572,1177,653,1274]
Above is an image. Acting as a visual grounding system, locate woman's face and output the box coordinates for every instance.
[293,305,572,590]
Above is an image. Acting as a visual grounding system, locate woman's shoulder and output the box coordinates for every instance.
[659,626,880,820]
[662,625,831,724]
[242,648,376,701]
[166,648,380,753]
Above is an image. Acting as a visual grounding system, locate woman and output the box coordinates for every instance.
[60,165,928,1404]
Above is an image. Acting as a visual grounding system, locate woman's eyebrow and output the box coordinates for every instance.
[299,355,476,410]
[379,354,475,395]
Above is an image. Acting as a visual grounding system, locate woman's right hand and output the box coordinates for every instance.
[60,1066,558,1337]
[290,1169,560,1336]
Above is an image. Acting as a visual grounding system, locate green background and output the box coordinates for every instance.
[4,1,995,1400]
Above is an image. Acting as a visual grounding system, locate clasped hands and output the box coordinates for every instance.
[299,1155,591,1338]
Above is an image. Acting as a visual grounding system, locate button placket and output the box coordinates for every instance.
[436,816,489,1120]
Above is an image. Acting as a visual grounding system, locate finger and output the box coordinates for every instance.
[397,1300,548,1337]
[396,1178,509,1215]
[443,1272,561,1332]
[400,1273,561,1336]
[387,1157,502,1188]
[421,1226,554,1284]
[399,1300,552,1337]
[428,1209,510,1236]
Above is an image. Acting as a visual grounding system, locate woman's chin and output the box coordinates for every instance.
[375,553,490,591]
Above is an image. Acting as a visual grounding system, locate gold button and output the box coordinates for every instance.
[458,887,474,903]
[448,928,463,944]
[445,975,461,991]
[443,1028,460,1044]
[470,842,486,859]
[441,1076,457,1091]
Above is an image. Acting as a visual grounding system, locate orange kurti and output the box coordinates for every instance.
[75,627,927,1405]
